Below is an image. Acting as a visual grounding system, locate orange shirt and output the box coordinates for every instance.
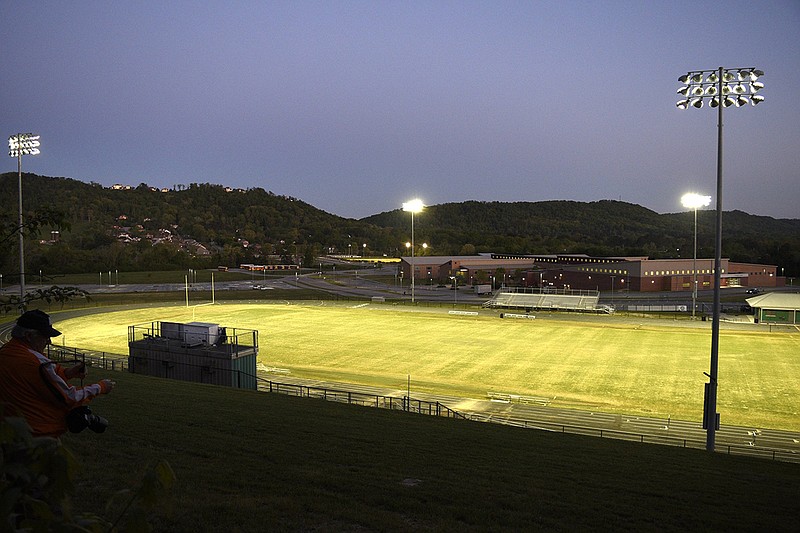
[0,337,109,437]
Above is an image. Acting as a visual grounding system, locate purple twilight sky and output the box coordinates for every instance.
[2,1,799,220]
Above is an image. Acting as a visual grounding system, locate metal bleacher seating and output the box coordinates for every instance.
[484,289,607,313]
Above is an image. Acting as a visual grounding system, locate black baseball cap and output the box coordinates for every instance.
[17,309,62,337]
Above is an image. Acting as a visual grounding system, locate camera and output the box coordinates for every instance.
[66,406,109,433]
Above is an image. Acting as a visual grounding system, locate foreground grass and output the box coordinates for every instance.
[55,303,800,430]
[66,370,799,532]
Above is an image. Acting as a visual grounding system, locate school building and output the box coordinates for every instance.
[400,253,784,293]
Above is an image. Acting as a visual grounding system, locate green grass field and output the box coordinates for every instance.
[53,302,800,431]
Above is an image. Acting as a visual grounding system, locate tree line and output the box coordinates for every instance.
[2,173,798,280]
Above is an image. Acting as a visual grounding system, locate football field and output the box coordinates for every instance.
[54,302,800,430]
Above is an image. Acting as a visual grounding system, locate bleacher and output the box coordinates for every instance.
[484,288,611,314]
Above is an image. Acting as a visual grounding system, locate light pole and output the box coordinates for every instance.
[681,193,712,319]
[8,133,41,304]
[610,275,616,307]
[677,66,764,452]
[402,199,424,303]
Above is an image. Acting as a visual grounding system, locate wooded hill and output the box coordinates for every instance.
[2,173,798,277]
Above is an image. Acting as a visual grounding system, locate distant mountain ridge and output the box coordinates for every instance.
[1,173,798,276]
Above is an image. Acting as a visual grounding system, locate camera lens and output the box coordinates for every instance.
[87,414,109,433]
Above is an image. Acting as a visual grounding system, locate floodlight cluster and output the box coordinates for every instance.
[402,198,424,213]
[676,68,764,109]
[681,192,712,210]
[8,133,41,157]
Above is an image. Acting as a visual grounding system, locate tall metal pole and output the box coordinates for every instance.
[706,66,725,452]
[403,199,423,303]
[9,133,40,309]
[411,211,415,303]
[692,207,698,319]
[17,150,25,302]
[676,66,763,453]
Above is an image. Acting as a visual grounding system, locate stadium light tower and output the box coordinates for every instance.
[402,198,424,303]
[676,67,764,452]
[8,133,41,305]
[681,193,712,320]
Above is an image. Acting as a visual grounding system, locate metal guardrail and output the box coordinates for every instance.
[475,416,800,463]
[45,347,465,419]
[258,380,466,419]
[47,345,129,371]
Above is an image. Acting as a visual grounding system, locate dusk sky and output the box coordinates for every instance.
[3,1,799,220]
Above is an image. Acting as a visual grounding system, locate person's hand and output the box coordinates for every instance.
[100,379,116,394]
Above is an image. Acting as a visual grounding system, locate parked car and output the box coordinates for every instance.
[745,288,761,294]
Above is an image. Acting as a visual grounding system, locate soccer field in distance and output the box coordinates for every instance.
[55,302,800,431]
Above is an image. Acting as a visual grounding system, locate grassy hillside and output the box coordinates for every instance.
[66,370,799,532]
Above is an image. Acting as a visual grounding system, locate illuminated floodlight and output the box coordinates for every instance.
[674,66,765,454]
[9,132,42,304]
[681,192,712,325]
[681,193,712,209]
[8,133,41,157]
[402,198,425,303]
[402,198,424,213]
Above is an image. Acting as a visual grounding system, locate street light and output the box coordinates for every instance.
[677,66,764,452]
[610,275,616,307]
[8,133,41,304]
[681,193,712,320]
[402,198,424,303]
